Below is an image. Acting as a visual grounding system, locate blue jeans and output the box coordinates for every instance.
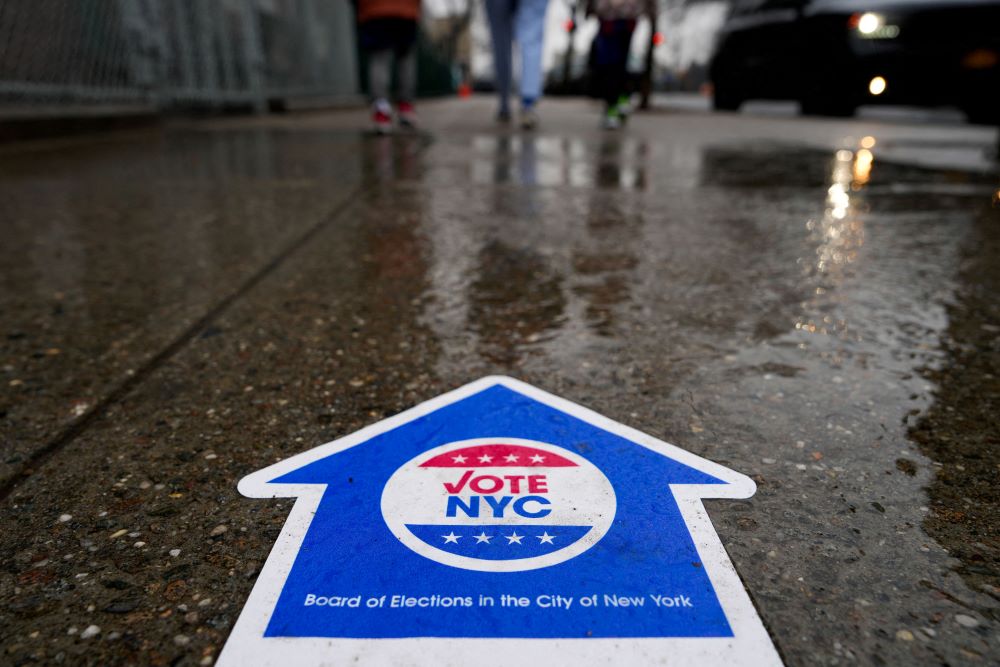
[485,0,549,111]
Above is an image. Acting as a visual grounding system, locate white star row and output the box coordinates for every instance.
[449,453,546,464]
[440,531,556,545]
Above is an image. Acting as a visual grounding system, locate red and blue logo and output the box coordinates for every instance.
[382,438,616,572]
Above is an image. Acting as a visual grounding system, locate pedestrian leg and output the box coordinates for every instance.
[368,48,393,105]
[396,45,416,104]
[611,21,636,121]
[368,49,394,133]
[485,0,515,119]
[514,0,549,110]
[592,28,619,110]
[396,42,418,128]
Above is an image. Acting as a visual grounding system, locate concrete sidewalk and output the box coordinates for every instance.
[1,96,998,665]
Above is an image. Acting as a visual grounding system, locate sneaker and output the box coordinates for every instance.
[520,108,538,131]
[372,99,392,134]
[397,101,417,130]
[616,94,633,119]
[602,107,622,130]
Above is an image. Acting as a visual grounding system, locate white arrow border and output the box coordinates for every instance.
[220,376,783,667]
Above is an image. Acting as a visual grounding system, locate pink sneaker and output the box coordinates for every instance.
[372,100,392,134]
[397,101,417,129]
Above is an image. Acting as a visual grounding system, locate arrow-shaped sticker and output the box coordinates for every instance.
[219,376,782,666]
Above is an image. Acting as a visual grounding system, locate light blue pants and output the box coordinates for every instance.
[485,0,549,112]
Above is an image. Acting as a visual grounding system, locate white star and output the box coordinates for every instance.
[505,532,523,545]
[537,532,555,545]
[442,531,461,544]
[473,532,493,544]
[451,454,467,464]
[529,454,545,463]
[478,454,493,463]
[503,454,519,463]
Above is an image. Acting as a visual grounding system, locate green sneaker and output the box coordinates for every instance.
[616,94,633,118]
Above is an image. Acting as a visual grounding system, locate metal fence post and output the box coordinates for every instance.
[172,0,198,100]
[194,0,219,100]
[213,1,236,93]
[117,0,154,106]
[297,0,321,91]
[238,0,266,113]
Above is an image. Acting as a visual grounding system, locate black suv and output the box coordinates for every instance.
[708,0,1000,123]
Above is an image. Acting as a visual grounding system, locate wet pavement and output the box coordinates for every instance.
[1,96,999,665]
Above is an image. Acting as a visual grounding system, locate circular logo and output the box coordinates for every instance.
[381,438,616,572]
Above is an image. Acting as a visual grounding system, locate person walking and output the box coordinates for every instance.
[588,0,653,129]
[356,0,422,134]
[484,0,550,130]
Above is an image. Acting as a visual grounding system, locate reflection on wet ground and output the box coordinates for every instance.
[309,126,1000,621]
[469,240,567,365]
[1,99,998,664]
[413,118,1000,662]
[465,135,650,190]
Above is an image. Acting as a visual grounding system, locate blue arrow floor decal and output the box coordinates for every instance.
[220,377,782,666]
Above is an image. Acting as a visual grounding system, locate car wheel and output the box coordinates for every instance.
[963,104,999,126]
[712,80,743,112]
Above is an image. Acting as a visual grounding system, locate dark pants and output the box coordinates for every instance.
[358,18,417,103]
[591,19,636,108]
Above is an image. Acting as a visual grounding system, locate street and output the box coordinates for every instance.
[1,95,998,665]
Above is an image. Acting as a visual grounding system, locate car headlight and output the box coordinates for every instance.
[850,12,900,39]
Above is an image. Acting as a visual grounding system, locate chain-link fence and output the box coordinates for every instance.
[0,0,359,112]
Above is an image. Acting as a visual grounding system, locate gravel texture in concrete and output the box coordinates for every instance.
[1,98,998,665]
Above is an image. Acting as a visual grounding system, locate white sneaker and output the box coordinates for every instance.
[520,108,538,130]
[372,99,392,135]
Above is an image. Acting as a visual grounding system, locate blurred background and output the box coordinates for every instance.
[0,0,1000,136]
[0,0,723,117]
[5,0,993,132]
